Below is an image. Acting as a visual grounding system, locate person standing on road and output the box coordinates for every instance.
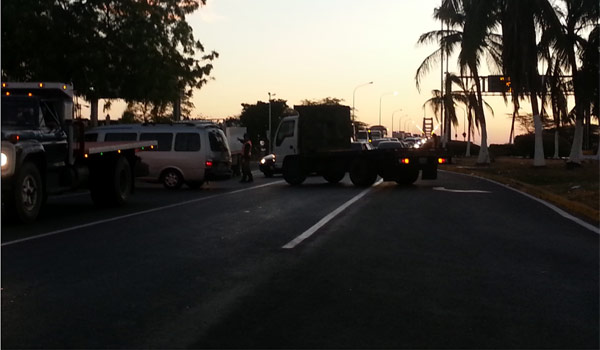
[240,133,253,183]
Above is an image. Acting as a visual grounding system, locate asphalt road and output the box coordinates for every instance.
[2,171,598,349]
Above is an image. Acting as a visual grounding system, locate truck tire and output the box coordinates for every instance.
[282,156,306,185]
[396,168,420,185]
[91,156,132,206]
[323,169,345,184]
[349,158,377,187]
[161,168,183,190]
[11,162,44,223]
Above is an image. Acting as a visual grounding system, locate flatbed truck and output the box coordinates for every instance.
[1,82,156,222]
[271,104,449,187]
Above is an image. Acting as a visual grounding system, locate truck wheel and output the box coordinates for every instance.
[282,157,306,185]
[349,158,377,187]
[323,169,345,184]
[161,169,183,190]
[91,156,132,206]
[396,168,420,185]
[12,162,44,223]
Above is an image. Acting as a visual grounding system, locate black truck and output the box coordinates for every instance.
[268,104,449,186]
[1,82,155,222]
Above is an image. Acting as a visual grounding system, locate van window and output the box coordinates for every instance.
[276,120,295,146]
[105,133,137,141]
[208,130,228,152]
[174,132,201,152]
[140,133,173,151]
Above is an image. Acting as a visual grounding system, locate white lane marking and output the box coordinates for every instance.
[1,181,285,247]
[433,187,491,193]
[441,170,600,234]
[282,180,383,249]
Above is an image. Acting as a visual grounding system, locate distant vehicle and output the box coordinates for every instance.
[1,82,155,222]
[271,104,449,186]
[369,125,387,138]
[377,141,406,150]
[355,130,368,143]
[371,137,399,148]
[351,141,374,151]
[87,123,232,189]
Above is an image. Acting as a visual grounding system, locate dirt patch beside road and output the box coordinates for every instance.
[441,157,599,227]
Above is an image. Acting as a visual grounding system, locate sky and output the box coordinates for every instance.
[101,0,527,145]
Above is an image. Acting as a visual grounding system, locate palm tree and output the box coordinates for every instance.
[540,53,570,159]
[416,0,502,164]
[549,0,599,164]
[499,0,562,167]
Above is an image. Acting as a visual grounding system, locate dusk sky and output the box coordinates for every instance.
[105,0,528,145]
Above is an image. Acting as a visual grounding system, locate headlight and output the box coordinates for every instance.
[260,158,266,165]
[1,152,7,167]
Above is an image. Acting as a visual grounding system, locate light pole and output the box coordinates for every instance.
[391,108,403,135]
[268,92,276,154]
[352,81,373,122]
[404,119,414,134]
[379,91,397,126]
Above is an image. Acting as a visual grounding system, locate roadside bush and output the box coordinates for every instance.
[513,133,570,158]
[444,140,480,156]
[489,143,516,157]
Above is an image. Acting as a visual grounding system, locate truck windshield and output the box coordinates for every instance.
[1,96,40,128]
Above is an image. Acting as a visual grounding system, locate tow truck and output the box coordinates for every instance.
[1,82,156,222]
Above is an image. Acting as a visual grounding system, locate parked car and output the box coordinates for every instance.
[86,123,232,189]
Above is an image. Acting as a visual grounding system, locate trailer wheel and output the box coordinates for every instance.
[161,169,183,190]
[349,158,377,187]
[91,156,132,206]
[12,162,44,223]
[282,156,306,185]
[396,168,420,185]
[323,169,345,184]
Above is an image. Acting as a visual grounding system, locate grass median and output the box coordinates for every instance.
[440,156,599,227]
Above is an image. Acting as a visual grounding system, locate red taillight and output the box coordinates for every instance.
[438,158,447,164]
[10,135,20,143]
[205,160,213,168]
[401,158,410,164]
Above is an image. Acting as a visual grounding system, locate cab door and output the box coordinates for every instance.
[272,116,298,170]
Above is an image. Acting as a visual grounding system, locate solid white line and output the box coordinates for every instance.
[441,170,599,234]
[282,180,383,249]
[433,187,491,193]
[1,181,284,247]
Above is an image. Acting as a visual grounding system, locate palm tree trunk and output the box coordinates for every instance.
[472,68,489,164]
[531,96,546,166]
[567,48,584,164]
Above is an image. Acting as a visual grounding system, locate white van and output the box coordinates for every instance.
[85,123,232,189]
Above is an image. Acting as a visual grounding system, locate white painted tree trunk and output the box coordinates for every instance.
[568,119,584,163]
[553,130,560,159]
[476,119,490,164]
[532,114,545,166]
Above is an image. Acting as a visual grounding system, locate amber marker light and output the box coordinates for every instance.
[5,92,10,96]
[38,83,44,88]
[438,158,447,164]
[401,158,410,164]
[84,154,89,158]
[28,92,33,97]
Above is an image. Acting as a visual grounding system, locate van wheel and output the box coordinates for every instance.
[162,169,183,189]
[12,162,44,223]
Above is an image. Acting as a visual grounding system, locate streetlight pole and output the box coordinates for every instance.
[391,108,403,136]
[268,92,276,154]
[379,91,397,126]
[352,81,373,122]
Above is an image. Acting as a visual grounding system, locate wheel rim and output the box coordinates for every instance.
[164,172,180,188]
[21,174,39,211]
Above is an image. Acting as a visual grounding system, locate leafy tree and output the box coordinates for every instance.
[1,0,217,126]
[239,99,289,150]
[300,97,345,106]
